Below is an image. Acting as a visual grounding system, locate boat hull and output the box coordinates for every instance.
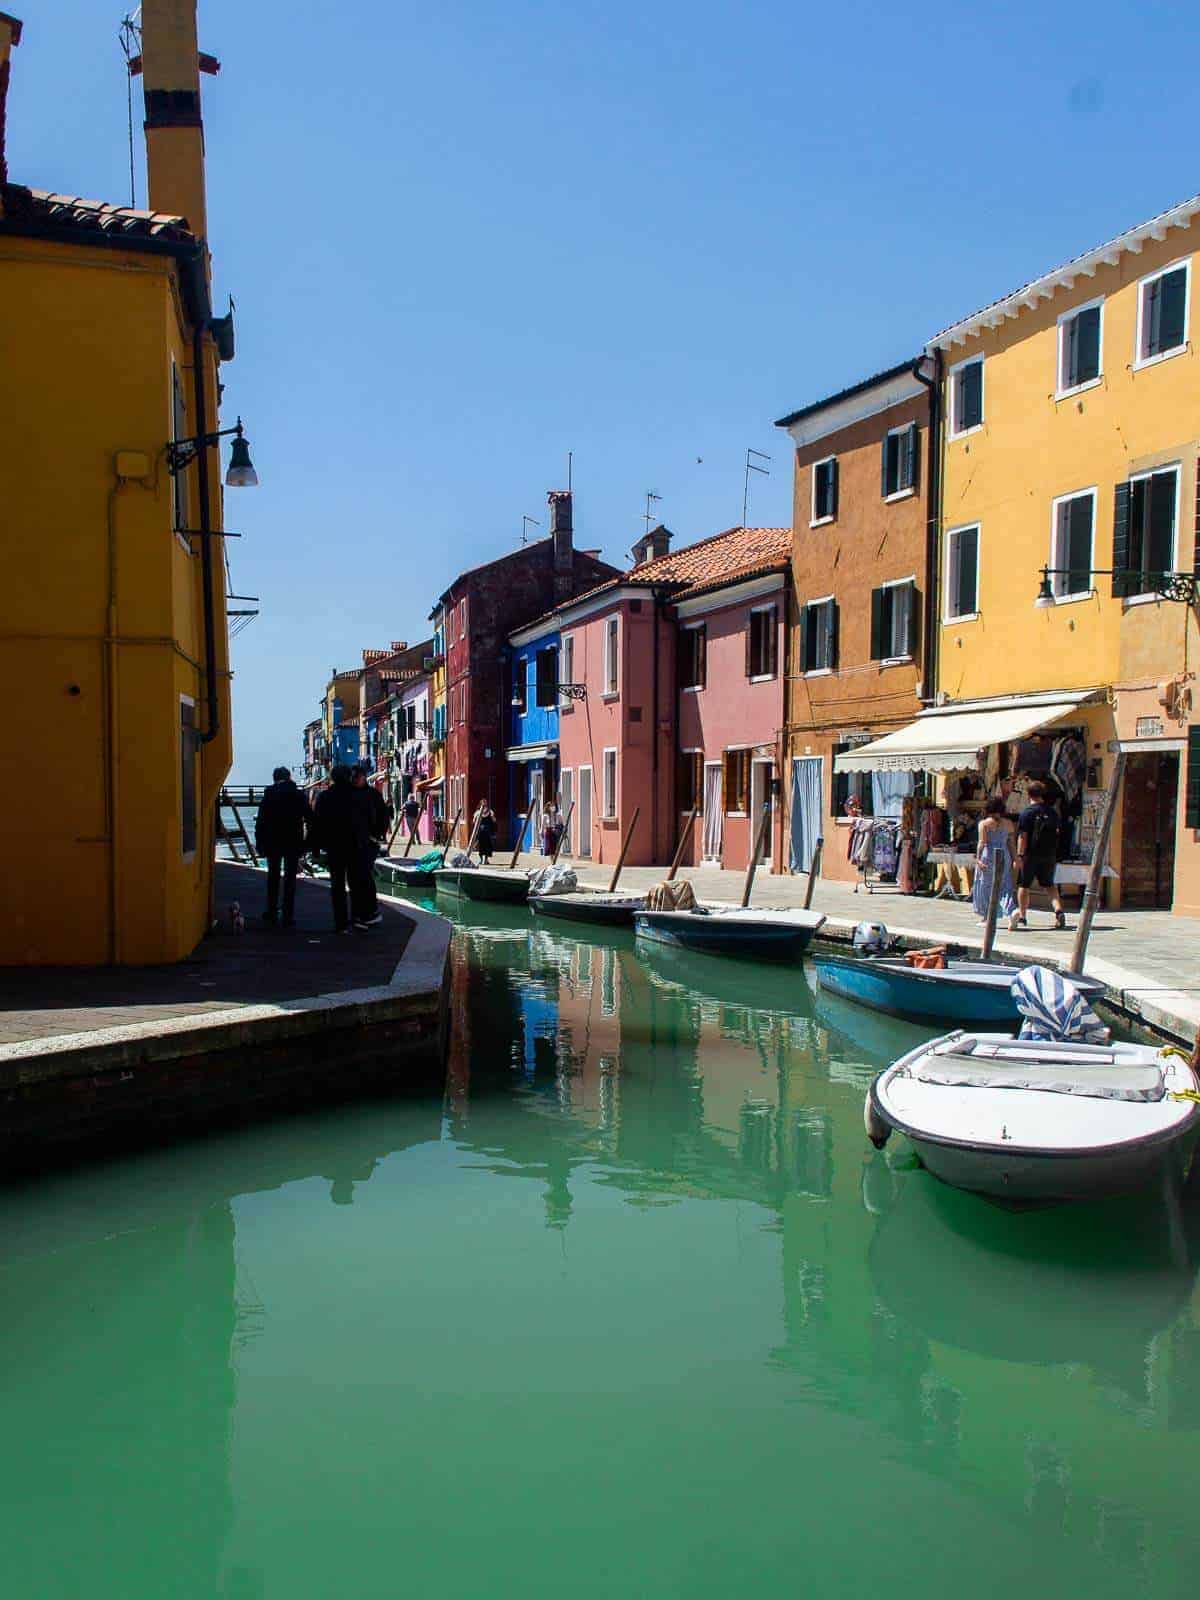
[633,910,823,960]
[817,954,1102,1028]
[434,868,530,904]
[530,894,642,928]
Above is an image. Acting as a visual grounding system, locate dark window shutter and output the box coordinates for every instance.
[1187,728,1200,830]
[1149,470,1177,576]
[1112,482,1132,598]
[828,600,840,671]
[698,625,707,689]
[829,458,839,519]
[1077,306,1100,384]
[960,361,983,430]
[906,424,920,492]
[799,606,810,673]
[880,437,890,498]
[1063,311,1079,389]
[766,607,778,677]
[958,528,978,615]
[745,616,753,678]
[908,583,922,659]
[869,586,884,661]
[1160,268,1187,353]
[1066,496,1093,591]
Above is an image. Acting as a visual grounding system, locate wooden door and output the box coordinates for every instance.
[1120,752,1179,908]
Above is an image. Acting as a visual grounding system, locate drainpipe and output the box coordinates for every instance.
[191,321,220,745]
[651,587,662,861]
[912,350,943,704]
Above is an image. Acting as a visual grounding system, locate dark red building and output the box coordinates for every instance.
[440,490,618,840]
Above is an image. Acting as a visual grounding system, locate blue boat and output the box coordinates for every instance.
[814,952,1104,1029]
[633,907,825,961]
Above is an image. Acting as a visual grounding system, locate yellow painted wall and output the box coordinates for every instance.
[0,236,232,963]
[937,221,1200,910]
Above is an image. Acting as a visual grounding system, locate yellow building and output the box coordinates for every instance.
[841,195,1200,913]
[0,1,250,963]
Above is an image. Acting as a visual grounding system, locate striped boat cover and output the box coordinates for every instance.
[1010,965,1108,1043]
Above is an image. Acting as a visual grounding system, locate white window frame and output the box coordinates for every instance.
[1125,462,1181,607]
[680,620,705,693]
[1133,256,1192,371]
[602,747,618,819]
[459,598,468,640]
[810,455,837,528]
[879,574,917,664]
[747,603,777,683]
[1056,296,1105,399]
[947,354,984,441]
[883,424,917,503]
[577,764,593,857]
[943,523,980,624]
[561,633,575,712]
[802,594,835,677]
[1047,487,1097,603]
[603,615,620,698]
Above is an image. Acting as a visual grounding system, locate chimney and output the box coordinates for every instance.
[140,0,208,237]
[0,12,22,203]
[631,524,672,567]
[549,489,573,597]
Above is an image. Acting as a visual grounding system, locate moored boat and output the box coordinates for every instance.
[815,951,1104,1029]
[434,865,531,904]
[866,1029,1200,1202]
[376,856,440,890]
[633,905,825,961]
[529,891,645,929]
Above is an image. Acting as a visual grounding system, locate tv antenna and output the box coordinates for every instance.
[642,490,662,533]
[521,515,540,545]
[742,448,771,527]
[118,10,143,207]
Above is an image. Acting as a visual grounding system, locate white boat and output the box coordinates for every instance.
[866,1031,1200,1202]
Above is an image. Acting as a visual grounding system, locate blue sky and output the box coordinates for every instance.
[12,1,1200,778]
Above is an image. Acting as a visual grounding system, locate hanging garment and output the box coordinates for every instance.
[1050,736,1087,806]
[849,817,874,865]
[871,768,914,820]
[790,758,824,873]
[972,837,1017,921]
[898,833,916,893]
[917,807,945,857]
[872,824,899,876]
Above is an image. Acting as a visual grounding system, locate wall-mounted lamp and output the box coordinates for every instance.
[1035,563,1197,608]
[166,416,259,488]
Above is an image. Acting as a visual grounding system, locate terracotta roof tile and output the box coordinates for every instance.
[1,185,197,242]
[556,526,792,616]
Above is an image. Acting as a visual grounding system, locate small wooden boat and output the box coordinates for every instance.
[815,952,1104,1029]
[375,856,440,890]
[529,891,645,929]
[866,1030,1200,1202]
[433,865,530,905]
[633,905,825,961]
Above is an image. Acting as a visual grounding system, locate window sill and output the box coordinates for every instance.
[681,684,702,694]
[748,672,776,684]
[1123,591,1169,608]
[1055,376,1103,402]
[174,530,195,555]
[884,487,916,504]
[1133,343,1188,373]
[879,655,913,667]
[725,811,748,819]
[602,691,620,702]
[1044,589,1095,606]
[804,667,834,678]
[941,611,979,626]
[809,515,836,529]
[948,424,983,443]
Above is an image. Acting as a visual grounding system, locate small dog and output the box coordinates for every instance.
[229,901,245,934]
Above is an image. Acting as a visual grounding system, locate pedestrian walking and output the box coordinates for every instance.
[475,800,498,863]
[1012,780,1067,931]
[311,765,379,932]
[972,797,1016,925]
[541,797,563,856]
[255,765,310,928]
[402,792,422,846]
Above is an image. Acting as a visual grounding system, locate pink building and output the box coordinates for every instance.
[552,525,790,871]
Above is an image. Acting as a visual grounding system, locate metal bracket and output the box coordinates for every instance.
[557,683,588,702]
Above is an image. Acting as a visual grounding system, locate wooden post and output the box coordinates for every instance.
[666,806,698,883]
[440,806,464,865]
[508,807,533,870]
[979,838,1005,962]
[1069,751,1126,975]
[607,806,641,892]
[741,802,773,908]
[463,807,484,862]
[802,837,824,911]
[551,801,575,865]
[401,821,421,859]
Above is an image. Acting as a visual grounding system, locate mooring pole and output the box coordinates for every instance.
[441,806,464,865]
[666,805,698,883]
[608,806,641,892]
[802,836,824,911]
[508,807,533,871]
[551,801,575,865]
[1069,751,1126,974]
[741,801,773,908]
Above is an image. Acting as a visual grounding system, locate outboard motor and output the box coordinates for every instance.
[853,920,891,956]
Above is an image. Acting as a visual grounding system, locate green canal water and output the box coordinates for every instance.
[2,898,1199,1599]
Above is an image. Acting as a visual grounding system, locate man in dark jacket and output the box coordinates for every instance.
[352,763,389,923]
[255,766,311,927]
[311,765,378,932]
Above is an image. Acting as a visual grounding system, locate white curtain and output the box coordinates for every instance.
[871,768,914,820]
[702,765,723,859]
[790,757,824,873]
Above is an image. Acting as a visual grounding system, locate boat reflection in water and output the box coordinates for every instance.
[1,895,1198,1599]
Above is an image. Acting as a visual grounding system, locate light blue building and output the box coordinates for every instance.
[506,619,561,847]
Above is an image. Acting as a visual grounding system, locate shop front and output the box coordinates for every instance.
[506,744,559,851]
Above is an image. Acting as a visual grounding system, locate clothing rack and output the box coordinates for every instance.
[849,817,903,895]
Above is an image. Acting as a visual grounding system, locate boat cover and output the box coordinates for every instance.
[1011,965,1108,1043]
[527,865,578,896]
[912,1052,1164,1102]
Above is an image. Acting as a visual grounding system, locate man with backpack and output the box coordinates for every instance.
[1011,781,1066,931]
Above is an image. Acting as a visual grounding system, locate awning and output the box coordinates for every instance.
[834,693,1096,774]
[506,742,558,763]
[415,776,443,791]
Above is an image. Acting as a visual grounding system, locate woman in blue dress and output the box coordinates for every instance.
[973,796,1016,923]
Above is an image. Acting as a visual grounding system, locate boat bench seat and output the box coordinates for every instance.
[912,1048,1164,1102]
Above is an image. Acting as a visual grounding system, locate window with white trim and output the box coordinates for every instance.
[1049,489,1095,599]
[602,748,617,818]
[949,357,984,437]
[561,634,575,710]
[1112,466,1178,599]
[869,579,917,660]
[944,525,979,619]
[881,423,919,498]
[1135,259,1190,367]
[746,607,777,678]
[604,616,619,695]
[678,623,706,689]
[1058,300,1102,394]
[811,457,838,524]
[799,597,837,673]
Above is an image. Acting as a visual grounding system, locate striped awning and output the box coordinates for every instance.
[833,693,1096,774]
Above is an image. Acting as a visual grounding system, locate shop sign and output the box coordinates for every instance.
[1135,715,1164,739]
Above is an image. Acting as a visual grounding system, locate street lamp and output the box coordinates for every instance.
[166,416,259,487]
[1034,564,1198,607]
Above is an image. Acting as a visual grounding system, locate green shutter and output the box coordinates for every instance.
[1112,482,1132,598]
[1076,306,1100,384]
[828,600,839,670]
[1148,469,1177,577]
[869,587,884,661]
[957,528,978,616]
[1188,727,1200,830]
[829,458,839,519]
[907,583,921,659]
[906,424,920,492]
[799,607,810,673]
[961,361,983,430]
[880,437,890,499]
[1159,268,1187,354]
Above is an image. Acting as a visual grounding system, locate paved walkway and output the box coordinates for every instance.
[507,852,1200,1043]
[0,863,413,1045]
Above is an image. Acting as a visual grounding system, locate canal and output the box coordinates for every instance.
[2,895,1198,1598]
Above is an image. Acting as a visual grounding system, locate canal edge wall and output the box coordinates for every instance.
[0,891,451,1172]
